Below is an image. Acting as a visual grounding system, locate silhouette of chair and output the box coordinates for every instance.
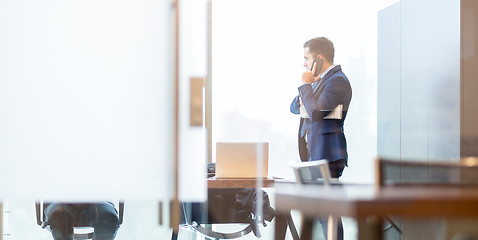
[35,201,124,240]
[172,188,278,240]
[376,157,478,187]
[376,157,478,238]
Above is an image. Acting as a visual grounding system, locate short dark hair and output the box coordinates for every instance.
[303,37,334,63]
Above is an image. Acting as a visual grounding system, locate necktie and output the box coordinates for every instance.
[312,79,321,93]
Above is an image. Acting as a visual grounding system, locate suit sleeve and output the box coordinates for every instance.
[290,95,301,114]
[299,76,351,122]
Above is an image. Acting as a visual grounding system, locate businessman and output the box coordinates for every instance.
[290,36,352,177]
[290,37,352,239]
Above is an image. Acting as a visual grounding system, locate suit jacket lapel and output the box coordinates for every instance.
[313,65,341,95]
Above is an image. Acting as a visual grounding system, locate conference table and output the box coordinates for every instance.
[274,182,478,240]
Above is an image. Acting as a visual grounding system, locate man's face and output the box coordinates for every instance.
[303,47,316,71]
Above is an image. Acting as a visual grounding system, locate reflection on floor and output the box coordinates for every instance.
[2,192,357,240]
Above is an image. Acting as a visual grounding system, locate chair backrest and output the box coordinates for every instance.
[376,157,478,188]
[35,201,124,239]
[290,160,333,185]
[179,188,276,239]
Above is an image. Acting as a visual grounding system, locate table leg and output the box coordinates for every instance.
[300,217,314,240]
[285,212,300,240]
[357,216,383,240]
[171,229,178,240]
[274,213,288,240]
[275,211,300,240]
[327,215,338,240]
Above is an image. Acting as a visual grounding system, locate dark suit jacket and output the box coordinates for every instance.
[290,65,352,163]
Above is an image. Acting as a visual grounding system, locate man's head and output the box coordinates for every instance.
[303,37,334,73]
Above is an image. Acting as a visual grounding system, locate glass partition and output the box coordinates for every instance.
[0,0,174,200]
[0,0,206,239]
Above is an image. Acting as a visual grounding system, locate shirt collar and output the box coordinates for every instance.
[320,64,336,79]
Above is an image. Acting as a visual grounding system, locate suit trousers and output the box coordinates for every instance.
[298,134,346,240]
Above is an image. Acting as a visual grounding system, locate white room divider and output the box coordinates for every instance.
[0,0,207,201]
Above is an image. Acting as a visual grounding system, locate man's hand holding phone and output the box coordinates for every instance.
[302,61,320,84]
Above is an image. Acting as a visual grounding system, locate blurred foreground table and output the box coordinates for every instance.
[274,183,478,240]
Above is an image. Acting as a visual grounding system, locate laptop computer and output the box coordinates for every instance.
[215,142,269,178]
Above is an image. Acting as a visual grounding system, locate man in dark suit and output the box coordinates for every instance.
[290,36,352,177]
[290,37,352,240]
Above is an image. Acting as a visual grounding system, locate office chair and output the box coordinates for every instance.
[376,157,478,187]
[172,188,276,240]
[376,157,478,238]
[35,201,124,240]
[172,162,298,240]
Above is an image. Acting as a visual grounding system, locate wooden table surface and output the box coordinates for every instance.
[274,182,478,240]
[207,177,275,188]
[275,183,478,218]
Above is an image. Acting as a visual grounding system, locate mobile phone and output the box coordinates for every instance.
[311,57,323,77]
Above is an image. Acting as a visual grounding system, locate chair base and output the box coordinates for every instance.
[192,222,254,239]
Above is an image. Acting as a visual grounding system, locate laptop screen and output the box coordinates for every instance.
[215,142,269,178]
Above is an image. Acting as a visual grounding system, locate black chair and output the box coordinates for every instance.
[172,188,277,240]
[376,157,478,238]
[376,157,478,187]
[172,163,298,240]
[35,201,124,240]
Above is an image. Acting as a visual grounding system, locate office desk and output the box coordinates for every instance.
[207,178,274,189]
[274,183,478,240]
